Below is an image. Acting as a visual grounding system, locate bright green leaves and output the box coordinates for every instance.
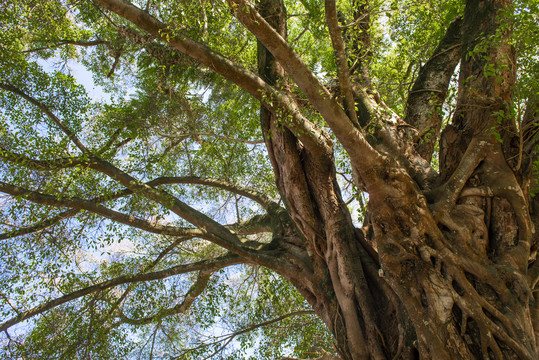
[511,0,539,101]
[286,0,335,76]
[0,0,333,358]
[1,0,92,67]
[371,0,463,115]
[0,63,91,152]
[182,265,331,360]
[5,302,133,359]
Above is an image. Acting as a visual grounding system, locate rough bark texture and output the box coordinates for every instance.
[89,0,538,358]
[6,0,538,358]
[255,0,538,358]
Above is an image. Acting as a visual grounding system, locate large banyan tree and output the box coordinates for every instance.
[1,0,539,358]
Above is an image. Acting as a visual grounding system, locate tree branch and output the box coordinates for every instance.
[0,152,274,240]
[23,39,111,53]
[226,0,384,175]
[157,130,265,145]
[225,214,272,235]
[325,0,360,128]
[522,94,539,154]
[1,145,275,210]
[106,236,194,319]
[0,180,202,238]
[0,208,80,240]
[428,137,490,213]
[405,16,462,161]
[87,157,272,259]
[91,0,331,156]
[96,126,130,155]
[0,83,89,153]
[0,146,86,171]
[178,310,315,359]
[117,268,215,326]
[145,176,275,210]
[0,253,241,332]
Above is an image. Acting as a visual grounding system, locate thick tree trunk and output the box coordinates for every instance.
[256,1,409,359]
[96,0,539,358]
[5,0,539,358]
[257,0,539,359]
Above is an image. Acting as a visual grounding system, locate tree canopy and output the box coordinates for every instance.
[1,0,539,359]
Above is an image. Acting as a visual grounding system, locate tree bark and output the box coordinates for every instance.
[14,0,537,358]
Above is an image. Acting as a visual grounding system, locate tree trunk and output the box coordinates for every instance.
[84,0,539,358]
[256,0,539,359]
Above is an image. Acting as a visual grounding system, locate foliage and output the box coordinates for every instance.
[0,0,538,359]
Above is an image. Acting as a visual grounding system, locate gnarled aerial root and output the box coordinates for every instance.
[374,135,537,359]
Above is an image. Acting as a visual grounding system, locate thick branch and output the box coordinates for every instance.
[0,146,85,171]
[522,94,539,163]
[0,179,274,246]
[0,253,241,332]
[348,0,372,87]
[118,26,196,68]
[225,214,272,236]
[429,137,489,213]
[0,150,274,240]
[405,17,462,161]
[87,158,281,262]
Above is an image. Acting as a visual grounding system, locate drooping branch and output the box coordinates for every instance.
[117,268,215,326]
[157,130,265,145]
[0,207,272,242]
[145,176,276,210]
[0,253,242,332]
[91,0,331,156]
[0,83,89,153]
[178,310,315,359]
[106,236,189,318]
